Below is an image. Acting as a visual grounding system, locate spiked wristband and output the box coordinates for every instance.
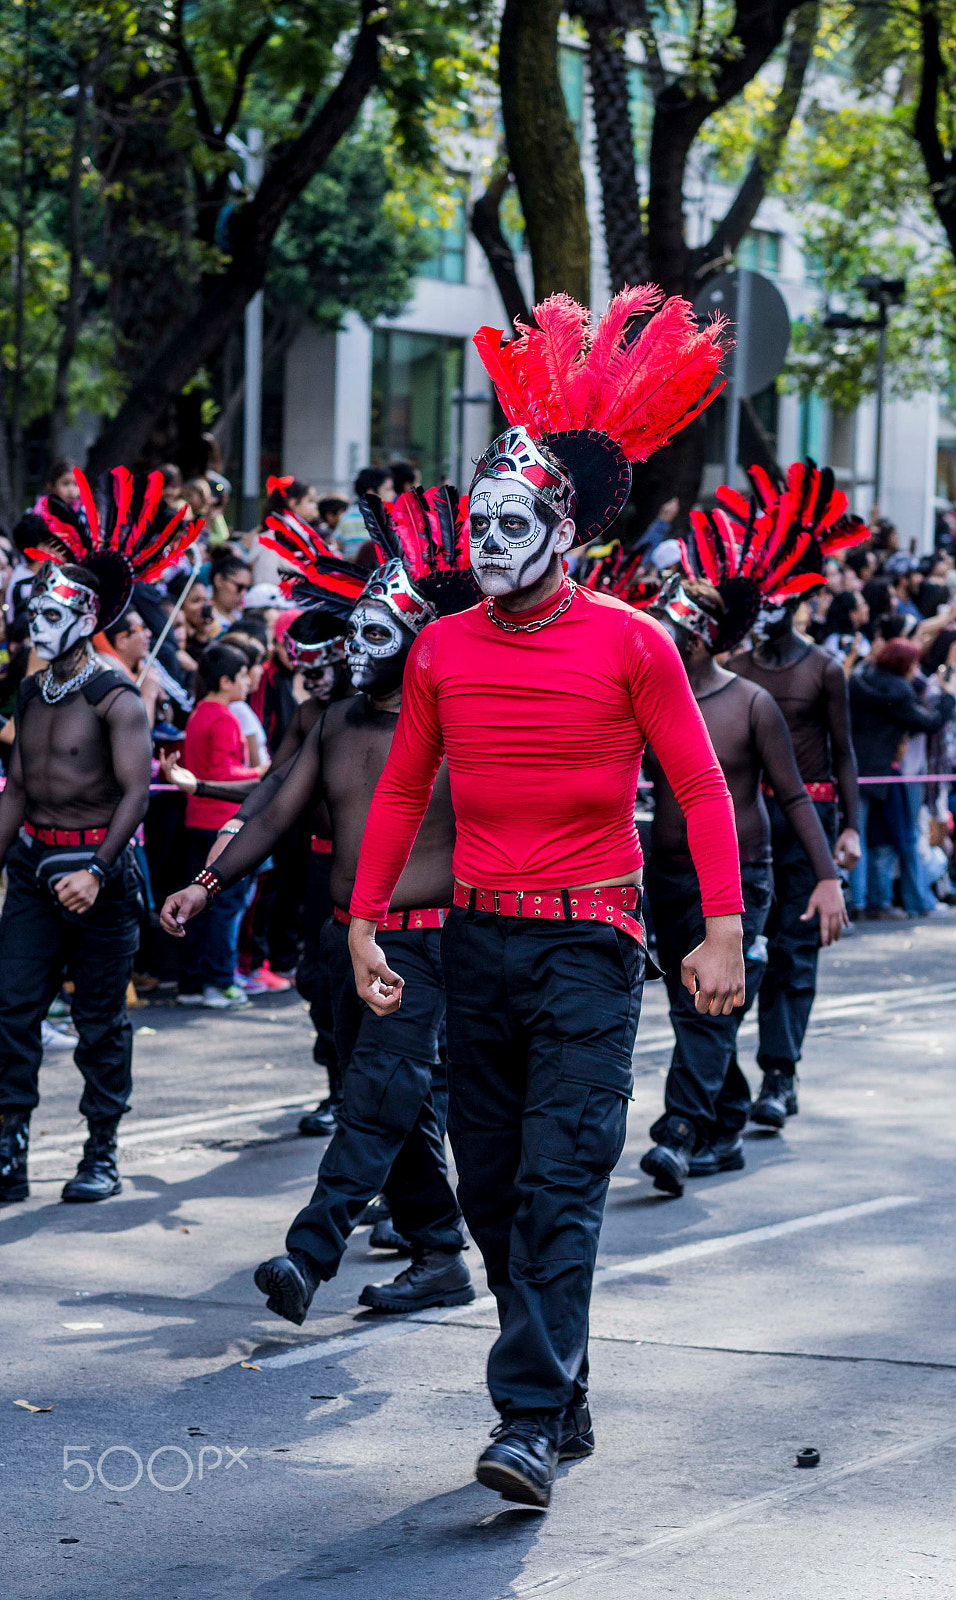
[192,867,223,901]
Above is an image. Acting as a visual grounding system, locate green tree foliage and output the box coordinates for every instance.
[0,0,491,510]
[777,99,956,409]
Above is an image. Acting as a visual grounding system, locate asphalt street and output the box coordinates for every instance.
[2,918,954,1600]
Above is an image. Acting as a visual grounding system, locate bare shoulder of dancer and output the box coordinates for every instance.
[348,918,404,1016]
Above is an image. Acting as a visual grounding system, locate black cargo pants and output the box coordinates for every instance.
[441,908,644,1422]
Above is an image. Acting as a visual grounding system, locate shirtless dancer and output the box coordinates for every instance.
[161,489,478,1317]
[0,467,199,1203]
[725,463,864,1129]
[636,504,848,1194]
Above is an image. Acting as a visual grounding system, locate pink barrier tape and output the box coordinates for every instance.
[636,774,956,790]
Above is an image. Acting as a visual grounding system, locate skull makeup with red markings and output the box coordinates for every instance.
[468,429,577,598]
[344,559,435,695]
[27,563,100,662]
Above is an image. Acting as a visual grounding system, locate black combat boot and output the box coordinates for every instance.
[640,1116,695,1196]
[476,1418,558,1508]
[358,1249,474,1313]
[689,1133,746,1175]
[254,1250,320,1326]
[750,1069,798,1130]
[61,1118,122,1202]
[0,1110,30,1203]
[557,1395,595,1461]
[298,1097,338,1136]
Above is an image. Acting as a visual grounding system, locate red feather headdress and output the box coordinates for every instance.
[716,458,870,575]
[472,286,728,541]
[30,466,203,629]
[261,483,478,634]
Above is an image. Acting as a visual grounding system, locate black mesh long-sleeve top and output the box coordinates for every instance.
[647,674,837,881]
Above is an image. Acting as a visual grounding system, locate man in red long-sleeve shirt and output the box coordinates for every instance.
[348,428,746,1509]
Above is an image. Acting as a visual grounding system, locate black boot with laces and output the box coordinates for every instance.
[0,1110,30,1203]
[476,1417,558,1508]
[358,1248,474,1313]
[61,1118,122,1202]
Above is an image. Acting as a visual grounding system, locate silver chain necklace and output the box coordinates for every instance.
[39,652,98,705]
[487,581,577,634]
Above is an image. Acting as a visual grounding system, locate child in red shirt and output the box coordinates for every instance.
[177,642,262,1008]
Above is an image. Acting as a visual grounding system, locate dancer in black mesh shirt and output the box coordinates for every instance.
[634,521,847,1195]
[0,466,201,1204]
[163,607,351,1135]
[720,462,865,1130]
[161,490,479,1324]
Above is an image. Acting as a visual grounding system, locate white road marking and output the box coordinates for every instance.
[256,1195,918,1368]
[507,1423,956,1597]
[27,981,955,1160]
[28,1095,317,1164]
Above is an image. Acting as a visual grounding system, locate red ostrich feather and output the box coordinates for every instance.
[474,285,728,461]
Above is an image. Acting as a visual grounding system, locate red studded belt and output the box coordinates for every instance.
[452,880,645,945]
[24,822,108,846]
[763,781,837,804]
[311,835,332,855]
[333,905,447,932]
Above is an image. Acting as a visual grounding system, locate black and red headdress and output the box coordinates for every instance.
[472,286,727,542]
[260,483,478,637]
[660,459,870,652]
[31,466,202,629]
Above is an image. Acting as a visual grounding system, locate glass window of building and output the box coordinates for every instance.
[626,63,653,151]
[370,331,465,486]
[420,189,468,284]
[738,229,781,276]
[559,44,585,139]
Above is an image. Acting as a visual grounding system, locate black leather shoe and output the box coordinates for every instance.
[689,1134,746,1176]
[0,1110,29,1203]
[61,1119,122,1202]
[640,1140,691,1196]
[476,1419,557,1508]
[298,1098,337,1136]
[369,1217,413,1254]
[358,1249,474,1313]
[557,1397,595,1461]
[254,1250,319,1326]
[750,1071,798,1130]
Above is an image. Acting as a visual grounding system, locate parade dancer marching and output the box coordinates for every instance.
[160,490,479,1315]
[633,500,849,1195]
[0,468,200,1204]
[725,463,865,1130]
[345,287,746,1509]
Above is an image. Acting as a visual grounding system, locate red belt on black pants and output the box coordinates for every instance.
[333,905,447,932]
[762,781,837,804]
[452,880,645,945]
[311,835,332,855]
[24,822,108,846]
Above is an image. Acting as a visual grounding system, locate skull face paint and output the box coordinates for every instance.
[27,568,99,662]
[345,598,416,694]
[469,474,566,598]
[751,601,793,645]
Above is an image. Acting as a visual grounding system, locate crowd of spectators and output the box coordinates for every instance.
[0,458,952,1024]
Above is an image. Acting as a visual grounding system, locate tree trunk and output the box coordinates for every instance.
[86,1,386,477]
[10,0,32,510]
[470,157,533,327]
[50,57,90,461]
[583,13,646,290]
[914,2,956,263]
[499,0,590,304]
